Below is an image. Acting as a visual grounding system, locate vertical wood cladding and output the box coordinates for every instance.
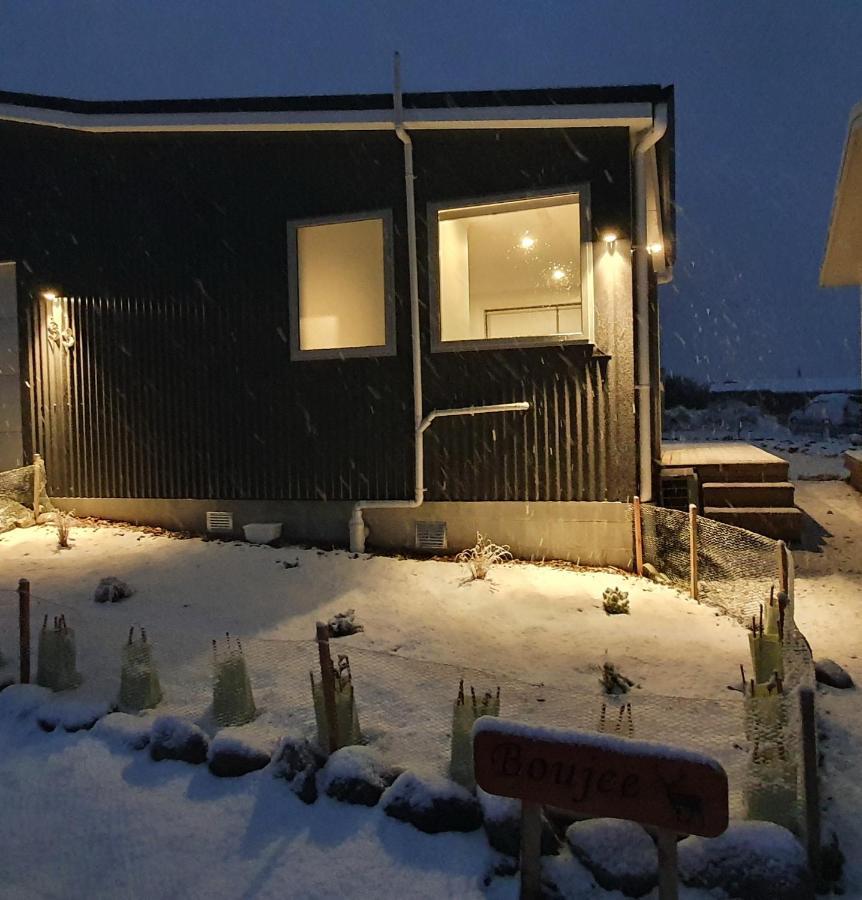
[3,120,633,502]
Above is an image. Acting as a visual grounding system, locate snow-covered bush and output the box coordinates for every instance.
[602,586,630,615]
[455,533,512,581]
[54,509,73,549]
[94,576,135,604]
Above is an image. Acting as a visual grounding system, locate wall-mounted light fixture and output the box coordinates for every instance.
[42,289,75,350]
[647,242,664,256]
[602,231,618,253]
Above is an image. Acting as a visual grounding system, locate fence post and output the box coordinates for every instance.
[18,578,30,684]
[519,801,542,900]
[316,621,339,754]
[688,504,699,602]
[32,453,42,523]
[633,496,644,577]
[777,540,789,595]
[799,686,820,882]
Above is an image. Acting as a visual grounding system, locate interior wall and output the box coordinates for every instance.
[0,262,23,469]
[298,217,385,350]
[438,219,471,342]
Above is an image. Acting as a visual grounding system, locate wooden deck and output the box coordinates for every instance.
[661,442,787,468]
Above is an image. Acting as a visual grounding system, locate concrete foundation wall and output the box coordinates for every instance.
[52,497,634,568]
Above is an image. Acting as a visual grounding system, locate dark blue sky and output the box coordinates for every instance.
[1,1,860,383]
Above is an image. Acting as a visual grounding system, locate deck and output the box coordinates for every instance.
[661,442,787,469]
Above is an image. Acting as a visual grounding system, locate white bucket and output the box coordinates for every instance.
[242,522,283,544]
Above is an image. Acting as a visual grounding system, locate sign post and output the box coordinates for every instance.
[473,718,728,900]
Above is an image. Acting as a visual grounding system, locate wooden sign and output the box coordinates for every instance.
[473,717,728,838]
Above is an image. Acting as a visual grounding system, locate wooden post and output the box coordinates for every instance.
[519,801,542,900]
[18,578,30,684]
[316,621,339,754]
[656,830,679,900]
[32,453,42,523]
[688,504,699,602]
[778,540,789,595]
[633,496,644,577]
[799,687,820,881]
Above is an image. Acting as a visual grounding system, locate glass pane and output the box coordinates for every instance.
[438,194,582,343]
[297,218,386,351]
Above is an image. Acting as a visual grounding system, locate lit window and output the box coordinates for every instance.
[288,213,394,359]
[432,191,591,349]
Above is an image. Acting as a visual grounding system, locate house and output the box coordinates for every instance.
[0,74,675,564]
[822,98,862,490]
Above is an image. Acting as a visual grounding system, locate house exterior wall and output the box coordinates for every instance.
[0,262,23,468]
[0,120,637,511]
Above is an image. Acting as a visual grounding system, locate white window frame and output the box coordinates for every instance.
[428,185,595,353]
[287,209,396,361]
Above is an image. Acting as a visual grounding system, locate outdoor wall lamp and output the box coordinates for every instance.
[602,231,618,253]
[647,242,664,255]
[42,290,75,350]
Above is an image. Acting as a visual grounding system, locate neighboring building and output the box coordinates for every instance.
[0,81,675,563]
[822,99,862,490]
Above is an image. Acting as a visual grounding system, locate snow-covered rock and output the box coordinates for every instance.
[382,772,482,834]
[149,715,208,764]
[478,788,559,857]
[92,712,152,750]
[37,698,111,733]
[272,736,325,804]
[0,683,51,722]
[815,658,854,689]
[565,818,657,897]
[678,820,812,900]
[318,745,399,807]
[208,725,280,777]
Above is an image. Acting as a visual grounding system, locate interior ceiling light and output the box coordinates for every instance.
[41,290,57,302]
[602,231,618,245]
[519,234,536,250]
[551,267,566,282]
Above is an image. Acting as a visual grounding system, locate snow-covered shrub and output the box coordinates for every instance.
[327,608,364,637]
[119,626,162,712]
[36,615,82,692]
[449,679,500,789]
[602,586,630,615]
[455,533,512,581]
[272,736,325,804]
[600,661,634,695]
[54,509,74,549]
[382,772,482,834]
[94,576,135,604]
[208,726,279,778]
[212,634,256,727]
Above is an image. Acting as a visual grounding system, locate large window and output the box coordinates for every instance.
[288,212,394,359]
[432,190,592,350]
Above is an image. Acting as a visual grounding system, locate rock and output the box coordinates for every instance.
[679,820,813,900]
[0,683,52,722]
[208,727,278,777]
[36,698,110,733]
[641,563,670,585]
[478,789,559,856]
[94,577,135,603]
[815,659,854,689]
[849,433,862,446]
[272,736,325,804]
[92,712,152,750]
[566,818,657,897]
[382,772,482,834]
[319,746,400,807]
[327,608,364,637]
[149,715,208,764]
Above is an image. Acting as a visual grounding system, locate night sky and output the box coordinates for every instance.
[1,1,860,384]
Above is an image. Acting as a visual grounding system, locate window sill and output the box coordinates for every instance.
[430,333,594,354]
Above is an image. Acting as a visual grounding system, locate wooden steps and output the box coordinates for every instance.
[846,450,862,492]
[702,481,795,508]
[704,506,803,542]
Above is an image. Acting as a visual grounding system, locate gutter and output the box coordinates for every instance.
[348,55,530,553]
[633,103,668,503]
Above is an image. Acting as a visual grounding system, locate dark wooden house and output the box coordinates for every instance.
[0,81,675,564]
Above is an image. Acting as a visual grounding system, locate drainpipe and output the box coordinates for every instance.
[348,55,530,552]
[633,103,668,503]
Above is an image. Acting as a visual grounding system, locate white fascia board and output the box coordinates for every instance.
[0,101,653,133]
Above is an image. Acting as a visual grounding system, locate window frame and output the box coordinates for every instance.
[428,184,595,353]
[287,209,396,361]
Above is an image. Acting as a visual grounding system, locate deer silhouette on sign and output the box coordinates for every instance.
[658,773,705,830]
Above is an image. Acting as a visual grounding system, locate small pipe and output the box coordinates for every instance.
[633,103,668,503]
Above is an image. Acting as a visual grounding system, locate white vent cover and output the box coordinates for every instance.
[415,520,447,551]
[206,511,234,533]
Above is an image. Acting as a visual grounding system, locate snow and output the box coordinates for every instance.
[91,711,154,750]
[150,714,207,751]
[317,745,391,794]
[382,771,473,811]
[208,724,282,760]
[566,818,656,879]
[0,683,52,721]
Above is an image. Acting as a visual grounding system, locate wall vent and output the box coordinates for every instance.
[415,520,447,551]
[206,511,234,533]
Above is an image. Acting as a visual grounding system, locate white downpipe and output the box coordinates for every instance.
[633,103,668,503]
[348,55,530,553]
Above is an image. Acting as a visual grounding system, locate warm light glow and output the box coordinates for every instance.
[602,232,618,244]
[647,242,664,255]
[551,267,566,282]
[41,291,57,302]
[518,234,536,250]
